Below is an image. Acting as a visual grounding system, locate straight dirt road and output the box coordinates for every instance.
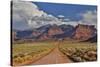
[31,41,72,65]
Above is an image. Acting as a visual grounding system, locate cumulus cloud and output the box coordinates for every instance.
[57,10,97,27]
[57,20,79,27]
[78,10,97,27]
[58,15,65,18]
[12,1,48,30]
[13,1,97,30]
[13,1,64,29]
[28,15,62,28]
[13,1,47,17]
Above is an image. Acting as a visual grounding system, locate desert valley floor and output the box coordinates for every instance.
[12,40,97,66]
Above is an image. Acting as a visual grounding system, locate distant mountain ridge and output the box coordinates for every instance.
[12,24,97,42]
[73,24,96,40]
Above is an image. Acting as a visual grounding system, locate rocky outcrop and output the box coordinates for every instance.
[48,24,64,36]
[84,34,97,43]
[39,34,49,40]
[38,24,64,40]
[73,24,96,40]
[12,24,97,41]
[32,31,41,37]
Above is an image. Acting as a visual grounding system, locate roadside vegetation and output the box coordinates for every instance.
[59,41,97,62]
[12,41,55,66]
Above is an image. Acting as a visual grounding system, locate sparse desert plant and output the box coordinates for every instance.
[59,41,97,62]
[13,56,24,64]
[12,41,55,66]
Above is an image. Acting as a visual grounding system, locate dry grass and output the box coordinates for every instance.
[59,41,97,62]
[12,41,55,66]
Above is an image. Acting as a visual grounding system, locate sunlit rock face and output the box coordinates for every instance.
[48,24,64,36]
[73,24,96,40]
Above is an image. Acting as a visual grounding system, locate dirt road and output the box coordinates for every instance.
[31,42,72,65]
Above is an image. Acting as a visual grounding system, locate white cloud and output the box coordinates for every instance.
[13,1,63,29]
[58,15,65,18]
[78,10,97,27]
[58,10,97,27]
[60,21,79,27]
[13,1,48,30]
[13,1,97,30]
[28,15,62,28]
[63,18,70,21]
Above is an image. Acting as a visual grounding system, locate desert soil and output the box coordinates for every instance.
[31,42,72,65]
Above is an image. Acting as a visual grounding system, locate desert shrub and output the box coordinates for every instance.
[59,42,97,62]
[12,42,55,65]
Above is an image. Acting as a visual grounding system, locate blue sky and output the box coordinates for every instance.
[13,1,97,30]
[33,2,97,21]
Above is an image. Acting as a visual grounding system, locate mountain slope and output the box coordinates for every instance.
[73,24,96,40]
[12,24,97,41]
[84,34,97,43]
